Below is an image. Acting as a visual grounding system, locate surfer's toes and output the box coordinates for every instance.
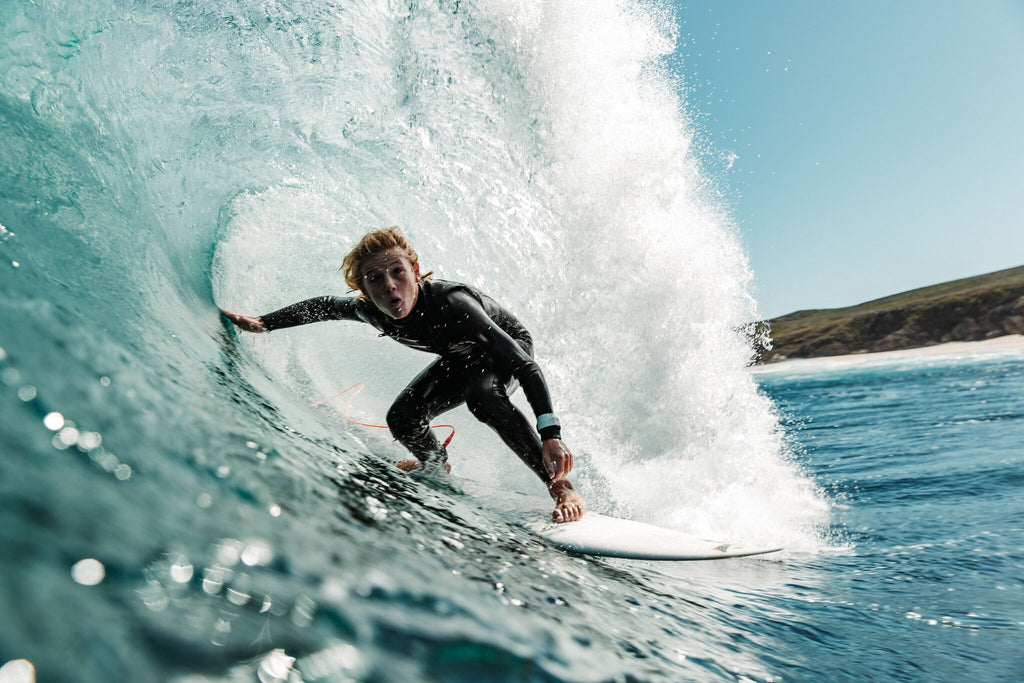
[552,501,584,523]
[396,459,452,475]
[550,481,585,523]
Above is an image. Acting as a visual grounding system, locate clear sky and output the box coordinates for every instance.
[669,0,1024,319]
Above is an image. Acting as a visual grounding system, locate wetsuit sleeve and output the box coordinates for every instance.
[446,290,562,440]
[260,296,362,331]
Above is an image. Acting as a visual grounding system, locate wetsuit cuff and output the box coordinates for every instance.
[537,413,561,441]
[539,426,561,441]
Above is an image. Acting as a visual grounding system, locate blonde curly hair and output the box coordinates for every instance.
[340,226,433,293]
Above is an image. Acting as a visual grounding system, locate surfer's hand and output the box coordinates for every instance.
[220,309,267,333]
[542,438,573,481]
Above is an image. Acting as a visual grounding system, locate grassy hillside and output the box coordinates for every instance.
[758,265,1024,363]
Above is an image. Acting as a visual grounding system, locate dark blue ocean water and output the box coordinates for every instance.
[753,351,1024,681]
[2,1,1022,681]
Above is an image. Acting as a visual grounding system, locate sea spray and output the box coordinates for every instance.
[210,0,828,548]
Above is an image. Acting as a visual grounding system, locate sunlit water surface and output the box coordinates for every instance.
[2,1,1020,681]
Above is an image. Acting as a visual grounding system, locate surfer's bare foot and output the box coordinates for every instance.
[549,480,585,523]
[396,458,451,474]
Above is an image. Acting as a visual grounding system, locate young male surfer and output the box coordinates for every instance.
[221,226,585,523]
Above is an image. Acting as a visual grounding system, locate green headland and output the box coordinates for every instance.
[757,265,1024,363]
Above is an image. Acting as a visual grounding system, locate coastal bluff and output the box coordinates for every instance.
[757,265,1024,363]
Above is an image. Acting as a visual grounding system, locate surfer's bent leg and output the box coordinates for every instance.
[463,369,551,484]
[387,358,466,466]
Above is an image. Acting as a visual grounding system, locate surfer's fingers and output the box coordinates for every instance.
[556,449,572,479]
[543,448,562,480]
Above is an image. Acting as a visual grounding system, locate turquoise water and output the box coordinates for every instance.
[2,1,1021,681]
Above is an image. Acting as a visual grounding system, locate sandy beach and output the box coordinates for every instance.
[752,334,1024,374]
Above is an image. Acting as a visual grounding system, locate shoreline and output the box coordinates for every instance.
[751,334,1024,374]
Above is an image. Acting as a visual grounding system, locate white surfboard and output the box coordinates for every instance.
[525,512,782,560]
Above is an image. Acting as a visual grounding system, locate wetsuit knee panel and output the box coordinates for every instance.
[386,397,425,436]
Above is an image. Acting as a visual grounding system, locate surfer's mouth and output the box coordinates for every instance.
[387,297,408,316]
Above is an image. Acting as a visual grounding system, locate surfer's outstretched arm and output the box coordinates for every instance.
[221,296,363,333]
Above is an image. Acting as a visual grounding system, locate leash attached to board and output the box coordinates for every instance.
[313,382,456,448]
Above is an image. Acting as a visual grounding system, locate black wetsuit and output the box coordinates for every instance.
[260,279,560,482]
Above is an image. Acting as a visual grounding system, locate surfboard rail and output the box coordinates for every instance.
[525,512,783,561]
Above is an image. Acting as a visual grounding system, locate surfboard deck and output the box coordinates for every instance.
[524,511,783,560]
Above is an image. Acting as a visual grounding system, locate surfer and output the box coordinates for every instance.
[221,226,585,523]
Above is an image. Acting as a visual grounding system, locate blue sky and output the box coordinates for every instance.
[670,0,1024,318]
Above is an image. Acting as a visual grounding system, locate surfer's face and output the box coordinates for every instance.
[361,249,420,319]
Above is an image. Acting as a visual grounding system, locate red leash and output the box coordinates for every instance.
[313,382,456,448]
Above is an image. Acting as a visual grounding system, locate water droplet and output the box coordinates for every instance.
[258,649,295,683]
[169,556,194,583]
[17,385,37,401]
[71,558,105,585]
[216,538,244,566]
[321,578,348,602]
[99,376,111,387]
[196,493,213,509]
[78,432,102,450]
[202,565,231,594]
[241,540,273,567]
[211,617,232,646]
[43,412,64,430]
[90,449,119,472]
[269,504,281,517]
[57,427,80,447]
[300,643,363,680]
[0,658,36,683]
[114,464,132,481]
[227,584,251,606]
